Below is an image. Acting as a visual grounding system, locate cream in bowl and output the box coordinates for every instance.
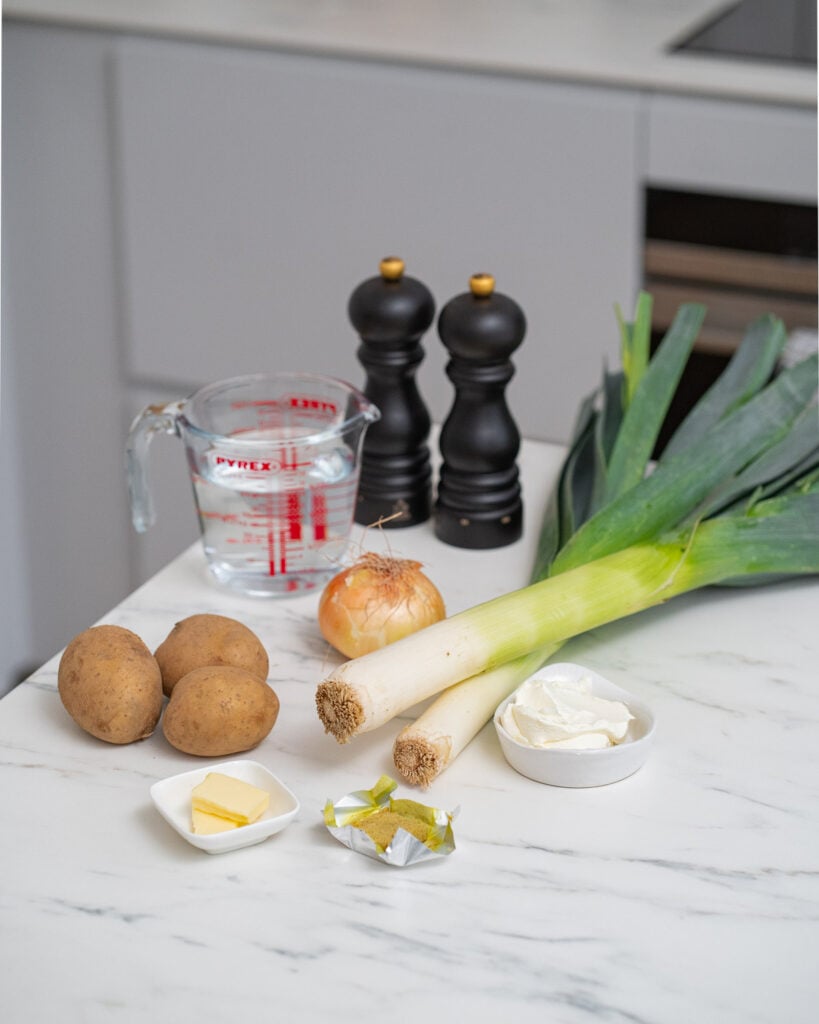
[494,663,655,787]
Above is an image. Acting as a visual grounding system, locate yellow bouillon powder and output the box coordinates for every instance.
[353,808,430,848]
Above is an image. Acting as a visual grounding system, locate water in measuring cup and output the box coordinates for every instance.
[191,439,358,596]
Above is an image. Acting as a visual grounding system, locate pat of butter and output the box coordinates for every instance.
[191,808,241,835]
[191,772,270,825]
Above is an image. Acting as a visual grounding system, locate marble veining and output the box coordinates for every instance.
[1,439,817,1022]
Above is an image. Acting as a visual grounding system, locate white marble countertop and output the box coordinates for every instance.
[4,0,816,106]
[2,436,818,1022]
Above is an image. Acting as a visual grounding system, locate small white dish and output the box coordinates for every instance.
[150,759,299,854]
[493,663,656,788]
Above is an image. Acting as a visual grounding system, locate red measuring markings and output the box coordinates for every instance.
[266,525,280,577]
[279,445,314,472]
[286,491,302,541]
[286,394,338,415]
[312,489,327,541]
[199,510,241,523]
[230,400,281,409]
[229,396,337,413]
[265,517,278,578]
[264,491,304,577]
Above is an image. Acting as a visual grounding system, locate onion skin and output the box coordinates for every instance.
[318,554,446,659]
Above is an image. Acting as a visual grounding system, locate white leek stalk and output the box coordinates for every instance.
[317,512,814,742]
[316,544,683,742]
[392,646,557,788]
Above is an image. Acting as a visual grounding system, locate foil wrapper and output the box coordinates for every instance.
[323,775,456,867]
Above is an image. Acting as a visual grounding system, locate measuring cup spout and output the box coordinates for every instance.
[126,401,183,532]
[347,400,380,446]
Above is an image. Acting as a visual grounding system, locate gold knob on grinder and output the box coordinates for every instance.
[379,256,405,281]
[470,273,495,297]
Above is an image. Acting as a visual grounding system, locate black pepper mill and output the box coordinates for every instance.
[349,256,436,527]
[435,273,525,549]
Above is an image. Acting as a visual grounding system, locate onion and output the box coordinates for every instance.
[318,553,446,659]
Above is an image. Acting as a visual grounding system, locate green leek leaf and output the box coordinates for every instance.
[602,303,705,505]
[617,291,652,407]
[529,392,596,583]
[662,314,787,459]
[692,401,819,520]
[552,351,818,574]
[589,369,625,514]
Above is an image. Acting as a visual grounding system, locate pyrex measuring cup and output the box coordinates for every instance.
[127,373,379,597]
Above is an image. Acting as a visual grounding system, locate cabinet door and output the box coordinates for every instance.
[2,24,133,680]
[114,37,643,445]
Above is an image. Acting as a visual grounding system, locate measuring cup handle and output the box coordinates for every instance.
[126,401,183,532]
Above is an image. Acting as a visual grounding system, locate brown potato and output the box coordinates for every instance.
[154,614,269,697]
[162,665,279,756]
[58,625,163,744]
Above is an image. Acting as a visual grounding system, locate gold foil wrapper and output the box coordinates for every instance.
[323,775,456,867]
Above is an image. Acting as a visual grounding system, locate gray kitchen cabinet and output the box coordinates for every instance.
[113,35,641,435]
[2,18,815,695]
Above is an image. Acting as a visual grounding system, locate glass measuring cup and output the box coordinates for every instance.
[127,373,379,597]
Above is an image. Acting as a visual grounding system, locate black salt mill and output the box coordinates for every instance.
[349,256,436,527]
[435,273,525,549]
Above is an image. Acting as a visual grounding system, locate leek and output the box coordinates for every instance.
[316,301,819,771]
[391,306,816,786]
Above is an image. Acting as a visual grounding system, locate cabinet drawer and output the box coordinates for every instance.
[646,94,817,203]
